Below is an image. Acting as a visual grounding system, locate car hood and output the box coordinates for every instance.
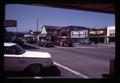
[23,51,51,58]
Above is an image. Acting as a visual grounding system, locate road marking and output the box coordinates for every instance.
[53,61,90,79]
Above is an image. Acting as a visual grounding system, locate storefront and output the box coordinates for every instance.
[88,28,107,44]
[71,30,89,44]
[106,26,115,43]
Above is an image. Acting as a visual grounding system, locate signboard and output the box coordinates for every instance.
[4,20,17,27]
[89,29,107,36]
[107,26,115,36]
[89,31,96,35]
[71,30,88,38]
[109,29,115,36]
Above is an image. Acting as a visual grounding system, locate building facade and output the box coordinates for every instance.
[106,26,115,44]
[71,30,89,44]
[88,26,115,44]
[88,28,107,44]
[40,25,115,45]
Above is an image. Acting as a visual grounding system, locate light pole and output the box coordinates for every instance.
[15,26,18,38]
[37,18,38,35]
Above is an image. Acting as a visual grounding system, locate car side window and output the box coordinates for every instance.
[4,46,16,54]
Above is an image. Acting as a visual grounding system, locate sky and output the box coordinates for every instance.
[5,4,115,32]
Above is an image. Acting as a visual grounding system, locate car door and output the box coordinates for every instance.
[4,46,24,71]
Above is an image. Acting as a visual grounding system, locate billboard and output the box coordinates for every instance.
[89,28,107,36]
[71,30,88,38]
[4,20,17,27]
[107,26,115,36]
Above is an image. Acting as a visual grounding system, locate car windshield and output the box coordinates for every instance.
[12,45,26,54]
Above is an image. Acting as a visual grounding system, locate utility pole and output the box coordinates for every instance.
[15,26,18,38]
[36,17,39,42]
[37,18,38,35]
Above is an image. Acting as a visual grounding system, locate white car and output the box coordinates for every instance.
[4,42,53,75]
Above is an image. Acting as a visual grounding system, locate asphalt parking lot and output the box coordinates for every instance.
[5,43,115,79]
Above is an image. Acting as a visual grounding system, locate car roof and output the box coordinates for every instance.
[4,42,17,47]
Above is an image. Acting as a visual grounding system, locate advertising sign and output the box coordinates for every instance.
[89,29,107,36]
[107,26,115,36]
[71,30,88,38]
[109,29,115,36]
[4,20,17,27]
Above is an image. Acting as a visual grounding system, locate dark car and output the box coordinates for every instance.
[26,37,36,44]
[5,36,13,42]
[62,41,73,47]
[38,41,45,46]
[12,37,24,46]
[44,41,54,47]
[38,40,54,47]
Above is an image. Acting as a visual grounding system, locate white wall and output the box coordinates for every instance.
[107,26,115,36]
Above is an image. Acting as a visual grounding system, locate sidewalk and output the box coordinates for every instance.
[96,43,115,47]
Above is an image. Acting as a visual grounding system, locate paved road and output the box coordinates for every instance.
[24,43,115,79]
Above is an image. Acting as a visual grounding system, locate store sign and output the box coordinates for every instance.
[4,20,17,27]
[71,30,88,38]
[96,30,104,34]
[107,26,115,36]
[79,31,84,34]
[73,32,79,35]
[109,29,115,36]
[89,29,106,36]
[89,31,96,35]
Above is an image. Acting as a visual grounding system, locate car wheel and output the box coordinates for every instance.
[28,64,42,76]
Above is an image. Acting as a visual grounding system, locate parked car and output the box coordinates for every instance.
[62,41,73,47]
[5,36,13,42]
[26,37,36,44]
[4,42,53,75]
[38,40,54,47]
[44,41,54,47]
[12,37,24,46]
[56,40,73,47]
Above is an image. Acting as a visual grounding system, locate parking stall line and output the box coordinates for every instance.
[53,61,91,79]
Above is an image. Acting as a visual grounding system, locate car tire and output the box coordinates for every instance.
[27,64,42,76]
